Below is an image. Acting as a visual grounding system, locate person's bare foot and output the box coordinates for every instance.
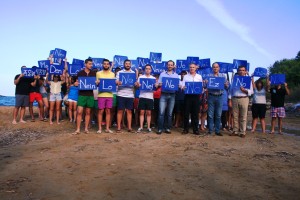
[57,122,61,125]
[20,120,27,123]
[72,130,80,135]
[251,129,255,133]
[84,130,89,134]
[12,120,17,125]
[50,121,53,125]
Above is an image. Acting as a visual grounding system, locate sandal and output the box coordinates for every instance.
[31,119,35,122]
[84,130,89,134]
[72,131,80,135]
[128,129,133,133]
[105,129,113,133]
[96,130,102,134]
[116,129,122,133]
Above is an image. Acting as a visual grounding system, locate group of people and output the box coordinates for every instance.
[13,58,290,137]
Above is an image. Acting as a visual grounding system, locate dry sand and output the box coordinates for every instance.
[0,106,299,200]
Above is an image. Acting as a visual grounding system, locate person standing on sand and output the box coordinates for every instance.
[73,58,96,135]
[12,66,32,124]
[267,80,290,134]
[95,59,115,134]
[228,65,253,138]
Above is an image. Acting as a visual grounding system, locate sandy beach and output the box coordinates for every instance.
[0,106,299,200]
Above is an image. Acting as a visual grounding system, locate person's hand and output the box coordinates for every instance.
[19,73,24,78]
[74,81,79,86]
[36,75,40,79]
[95,80,100,85]
[155,83,159,88]
[225,81,229,88]
[158,83,162,87]
[284,82,288,87]
[240,86,247,93]
[116,80,122,86]
[134,81,140,87]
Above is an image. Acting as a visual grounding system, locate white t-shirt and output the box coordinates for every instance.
[138,74,156,99]
[116,69,135,98]
[50,81,61,94]
[252,88,266,104]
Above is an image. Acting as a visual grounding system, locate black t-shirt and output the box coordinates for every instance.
[14,74,32,95]
[29,78,40,93]
[77,70,96,96]
[270,87,287,107]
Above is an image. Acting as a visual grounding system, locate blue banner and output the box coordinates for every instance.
[233,59,247,69]
[139,78,156,91]
[227,64,234,72]
[217,62,230,73]
[149,52,162,62]
[21,68,36,78]
[113,55,128,67]
[161,77,179,91]
[232,76,251,89]
[35,68,47,77]
[72,59,84,67]
[49,64,64,75]
[68,64,82,76]
[253,67,267,78]
[119,72,136,87]
[198,67,212,80]
[137,57,150,68]
[187,56,199,65]
[270,74,285,85]
[78,77,97,90]
[151,62,165,75]
[207,77,225,89]
[49,50,54,56]
[131,60,139,71]
[38,60,51,70]
[176,60,188,74]
[53,48,67,59]
[247,62,250,72]
[185,82,202,94]
[92,58,104,69]
[199,58,211,69]
[98,78,116,92]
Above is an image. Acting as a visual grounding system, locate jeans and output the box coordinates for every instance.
[184,94,200,132]
[158,93,175,130]
[208,94,223,133]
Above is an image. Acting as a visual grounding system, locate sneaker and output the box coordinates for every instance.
[147,128,152,133]
[165,129,171,134]
[137,128,143,133]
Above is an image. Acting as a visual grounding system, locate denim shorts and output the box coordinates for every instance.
[50,93,62,102]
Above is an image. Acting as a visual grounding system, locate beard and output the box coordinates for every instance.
[103,67,109,71]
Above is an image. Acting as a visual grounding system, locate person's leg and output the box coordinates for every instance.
[166,94,175,131]
[191,96,200,133]
[84,108,91,132]
[221,111,226,129]
[252,118,258,132]
[207,95,215,133]
[20,106,26,122]
[75,106,83,132]
[73,102,77,122]
[117,109,124,130]
[239,98,249,135]
[183,96,190,132]
[260,118,266,133]
[12,107,20,124]
[214,95,223,134]
[271,117,276,133]
[43,97,49,119]
[146,110,151,129]
[49,101,55,124]
[232,98,239,134]
[139,110,145,129]
[158,94,167,131]
[29,103,34,120]
[56,100,62,124]
[37,99,44,121]
[278,117,283,134]
[105,108,111,131]
[69,102,73,121]
[97,109,104,132]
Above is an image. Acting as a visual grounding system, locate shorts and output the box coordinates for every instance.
[41,92,48,98]
[98,97,113,109]
[15,95,29,107]
[138,98,154,110]
[271,107,286,118]
[77,95,94,108]
[50,93,62,102]
[117,96,134,110]
[68,99,77,103]
[174,100,184,113]
[113,94,117,107]
[29,92,42,103]
[252,104,266,119]
[134,98,139,110]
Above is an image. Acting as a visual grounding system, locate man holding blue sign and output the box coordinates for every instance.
[228,66,253,138]
[115,59,137,132]
[180,63,203,135]
[157,60,179,134]
[95,59,115,134]
[205,63,229,136]
[135,64,157,133]
[73,58,96,135]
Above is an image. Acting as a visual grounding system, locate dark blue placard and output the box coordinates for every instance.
[176,60,188,74]
[113,55,128,67]
[187,56,199,65]
[207,77,225,90]
[137,57,150,68]
[35,68,47,77]
[53,57,62,65]
[161,77,179,92]
[185,82,203,94]
[198,68,212,80]
[199,58,211,69]
[131,60,139,71]
[49,64,64,75]
[227,64,234,72]
[49,50,54,56]
[68,64,82,76]
[139,78,156,91]
[151,62,165,75]
[98,78,116,92]
[270,74,285,85]
[217,62,230,73]
[78,77,97,90]
[253,67,267,78]
[119,72,136,87]
[21,68,36,78]
[247,63,250,72]
[53,48,67,59]
[232,76,251,89]
[38,60,51,70]
[72,59,84,67]
[233,59,247,69]
[92,58,104,69]
[149,52,162,62]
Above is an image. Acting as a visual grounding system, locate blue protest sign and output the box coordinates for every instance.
[35,68,47,77]
[38,60,51,70]
[72,59,84,67]
[199,58,211,69]
[149,52,162,62]
[49,50,54,56]
[49,64,64,75]
[137,57,150,68]
[53,57,62,65]
[247,63,250,72]
[92,58,104,69]
[232,76,251,89]
[253,67,267,78]
[151,62,166,75]
[131,60,139,71]
[187,56,199,65]
[21,68,36,78]
[233,59,247,69]
[119,72,136,87]
[185,82,203,94]
[139,78,156,91]
[217,62,230,73]
[207,77,225,90]
[78,77,97,90]
[227,64,234,72]
[270,74,285,85]
[98,78,116,92]
[161,77,179,92]
[68,64,82,76]
[198,68,212,80]
[53,48,67,59]
[113,55,128,67]
[176,60,188,74]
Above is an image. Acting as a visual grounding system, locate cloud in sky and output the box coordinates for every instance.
[196,0,274,59]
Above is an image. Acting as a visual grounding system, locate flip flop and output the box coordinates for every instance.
[72,131,80,135]
[84,130,89,134]
[116,129,122,133]
[31,119,35,122]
